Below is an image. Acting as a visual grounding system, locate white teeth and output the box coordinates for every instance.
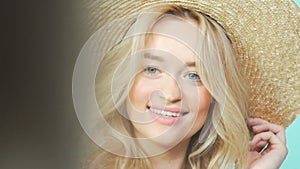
[150,108,181,118]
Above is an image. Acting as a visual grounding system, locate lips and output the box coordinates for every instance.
[149,107,188,118]
[147,106,188,125]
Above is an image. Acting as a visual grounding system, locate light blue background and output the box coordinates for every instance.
[281,116,300,169]
[277,1,299,169]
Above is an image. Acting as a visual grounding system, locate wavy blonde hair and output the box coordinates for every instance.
[89,5,250,169]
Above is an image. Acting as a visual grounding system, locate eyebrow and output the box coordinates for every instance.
[144,53,196,67]
[144,53,165,62]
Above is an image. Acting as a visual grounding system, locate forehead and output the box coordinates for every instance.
[150,15,200,49]
[145,15,201,64]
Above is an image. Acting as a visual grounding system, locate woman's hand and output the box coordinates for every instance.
[247,118,288,169]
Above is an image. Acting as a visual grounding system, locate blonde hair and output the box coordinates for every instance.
[90,5,250,169]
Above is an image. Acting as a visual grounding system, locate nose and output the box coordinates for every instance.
[160,75,182,103]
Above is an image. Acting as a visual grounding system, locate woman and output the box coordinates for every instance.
[85,5,288,169]
[73,0,300,169]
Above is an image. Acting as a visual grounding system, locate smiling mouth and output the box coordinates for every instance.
[148,107,188,118]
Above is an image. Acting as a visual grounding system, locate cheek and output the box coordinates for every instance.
[197,89,212,111]
[186,87,212,134]
[185,86,212,112]
[128,77,152,111]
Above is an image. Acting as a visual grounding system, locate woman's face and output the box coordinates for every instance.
[126,15,212,146]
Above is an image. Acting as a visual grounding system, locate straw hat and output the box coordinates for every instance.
[82,0,299,127]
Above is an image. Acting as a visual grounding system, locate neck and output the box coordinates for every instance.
[149,138,191,169]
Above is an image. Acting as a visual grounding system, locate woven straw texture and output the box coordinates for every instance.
[84,0,300,127]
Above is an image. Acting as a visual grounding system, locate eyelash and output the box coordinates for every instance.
[185,72,201,82]
[144,66,161,75]
[143,66,201,82]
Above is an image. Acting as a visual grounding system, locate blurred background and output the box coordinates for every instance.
[1,0,299,169]
[1,0,94,168]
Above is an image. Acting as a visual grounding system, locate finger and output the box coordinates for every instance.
[247,117,268,126]
[270,124,286,144]
[251,122,286,144]
[257,140,268,149]
[249,140,268,152]
[250,131,283,147]
[252,123,284,134]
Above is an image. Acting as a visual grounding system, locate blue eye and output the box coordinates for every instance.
[186,73,201,81]
[144,66,160,75]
